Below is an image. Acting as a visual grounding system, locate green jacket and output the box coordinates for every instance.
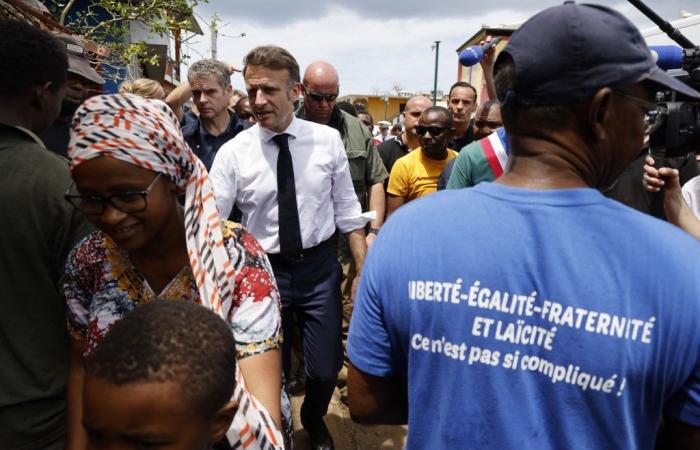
[0,125,91,449]
[299,107,388,209]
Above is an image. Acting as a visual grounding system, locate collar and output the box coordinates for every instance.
[197,109,244,139]
[326,106,345,137]
[1,124,47,149]
[258,116,303,144]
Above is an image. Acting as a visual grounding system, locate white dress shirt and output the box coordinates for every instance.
[210,117,366,254]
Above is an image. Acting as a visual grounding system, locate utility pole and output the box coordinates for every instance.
[210,14,220,59]
[432,40,441,104]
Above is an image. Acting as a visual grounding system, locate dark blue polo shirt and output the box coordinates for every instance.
[181,109,250,170]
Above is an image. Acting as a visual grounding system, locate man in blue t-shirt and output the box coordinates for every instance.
[347,4,700,449]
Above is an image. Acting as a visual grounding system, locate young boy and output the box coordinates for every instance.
[82,301,239,450]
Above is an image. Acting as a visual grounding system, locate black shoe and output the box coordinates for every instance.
[303,418,335,450]
[287,370,306,396]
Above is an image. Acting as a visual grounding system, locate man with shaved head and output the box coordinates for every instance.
[378,95,432,176]
[298,63,389,416]
[300,61,388,241]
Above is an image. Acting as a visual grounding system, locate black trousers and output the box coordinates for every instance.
[269,245,343,422]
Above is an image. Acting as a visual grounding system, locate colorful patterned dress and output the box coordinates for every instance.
[63,221,292,450]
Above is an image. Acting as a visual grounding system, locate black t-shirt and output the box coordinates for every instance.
[448,125,475,152]
[378,136,409,177]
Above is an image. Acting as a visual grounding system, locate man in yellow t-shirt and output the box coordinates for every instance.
[386,106,458,217]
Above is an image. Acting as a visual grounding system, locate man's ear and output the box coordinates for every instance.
[31,81,55,111]
[588,87,613,143]
[290,81,303,101]
[209,399,238,444]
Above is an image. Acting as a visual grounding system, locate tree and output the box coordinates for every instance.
[46,0,205,79]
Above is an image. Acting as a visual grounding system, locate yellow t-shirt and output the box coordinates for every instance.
[387,147,458,200]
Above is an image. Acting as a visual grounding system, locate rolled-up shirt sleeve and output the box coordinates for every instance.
[330,133,367,233]
[210,141,239,219]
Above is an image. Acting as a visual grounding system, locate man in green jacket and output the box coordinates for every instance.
[298,61,388,403]
[0,20,91,450]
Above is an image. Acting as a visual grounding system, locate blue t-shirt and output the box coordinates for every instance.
[348,182,700,450]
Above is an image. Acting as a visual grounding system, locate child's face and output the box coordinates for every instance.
[83,376,214,450]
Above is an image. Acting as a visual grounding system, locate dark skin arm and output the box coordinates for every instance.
[347,363,408,425]
[385,194,406,220]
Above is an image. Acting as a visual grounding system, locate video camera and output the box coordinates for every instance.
[629,0,700,159]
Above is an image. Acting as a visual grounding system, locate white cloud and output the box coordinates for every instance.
[181,1,696,95]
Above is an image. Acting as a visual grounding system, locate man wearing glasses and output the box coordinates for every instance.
[298,61,387,246]
[385,106,457,218]
[347,3,700,449]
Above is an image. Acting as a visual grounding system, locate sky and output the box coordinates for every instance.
[180,0,698,96]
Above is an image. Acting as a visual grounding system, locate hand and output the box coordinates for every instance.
[227,63,242,74]
[365,232,377,248]
[642,155,665,192]
[351,274,361,302]
[478,36,497,71]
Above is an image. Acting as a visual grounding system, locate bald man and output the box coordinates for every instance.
[298,62,388,408]
[300,61,388,240]
[377,95,432,176]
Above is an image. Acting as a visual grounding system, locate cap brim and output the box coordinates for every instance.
[68,55,105,85]
[645,66,700,100]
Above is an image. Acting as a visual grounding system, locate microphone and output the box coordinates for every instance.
[649,45,684,70]
[459,37,502,67]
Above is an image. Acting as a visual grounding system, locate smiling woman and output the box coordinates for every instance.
[61,94,289,450]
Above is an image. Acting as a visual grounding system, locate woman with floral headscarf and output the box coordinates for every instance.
[62,94,290,450]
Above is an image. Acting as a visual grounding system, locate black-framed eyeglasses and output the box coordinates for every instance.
[612,90,667,134]
[306,91,338,103]
[64,173,163,216]
[416,125,449,136]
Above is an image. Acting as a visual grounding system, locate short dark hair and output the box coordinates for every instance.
[337,101,358,117]
[243,45,300,88]
[86,301,237,419]
[422,105,454,127]
[358,112,373,123]
[0,20,68,99]
[495,53,585,138]
[448,81,477,103]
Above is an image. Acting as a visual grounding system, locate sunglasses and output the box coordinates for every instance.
[306,91,338,103]
[416,125,449,136]
[612,90,667,135]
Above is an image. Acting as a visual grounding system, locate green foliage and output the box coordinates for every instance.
[44,0,205,79]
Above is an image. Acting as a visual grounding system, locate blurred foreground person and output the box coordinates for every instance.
[83,301,240,450]
[0,19,91,450]
[63,94,286,449]
[348,3,700,449]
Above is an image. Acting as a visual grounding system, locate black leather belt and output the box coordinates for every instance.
[267,233,337,264]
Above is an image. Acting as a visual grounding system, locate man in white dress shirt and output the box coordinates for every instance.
[210,45,367,450]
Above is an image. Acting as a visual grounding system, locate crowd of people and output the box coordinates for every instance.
[2,2,700,450]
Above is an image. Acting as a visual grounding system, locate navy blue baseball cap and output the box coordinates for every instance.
[497,1,700,106]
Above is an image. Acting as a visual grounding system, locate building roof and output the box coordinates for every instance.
[456,23,521,53]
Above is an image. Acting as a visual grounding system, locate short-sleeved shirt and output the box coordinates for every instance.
[64,221,287,449]
[387,148,457,200]
[349,183,700,449]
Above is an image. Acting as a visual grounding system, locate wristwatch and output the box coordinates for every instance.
[368,227,380,235]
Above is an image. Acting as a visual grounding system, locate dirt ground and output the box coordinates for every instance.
[290,368,407,450]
